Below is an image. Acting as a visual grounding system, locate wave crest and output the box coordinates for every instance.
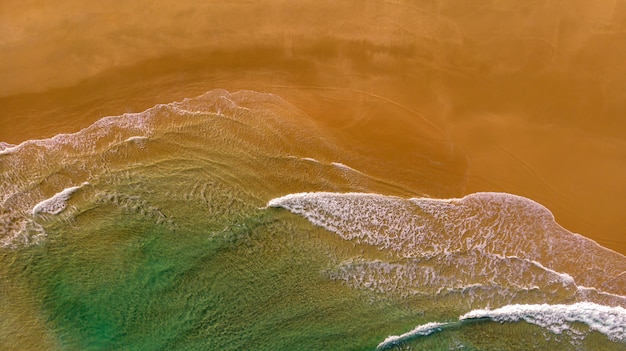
[377,302,626,349]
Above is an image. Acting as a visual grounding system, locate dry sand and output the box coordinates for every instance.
[1,0,625,254]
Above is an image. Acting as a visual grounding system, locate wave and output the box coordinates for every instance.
[376,322,447,349]
[31,182,89,215]
[460,302,626,342]
[377,302,626,349]
[268,192,626,300]
[3,90,414,249]
[2,90,309,248]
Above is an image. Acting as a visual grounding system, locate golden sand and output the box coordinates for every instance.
[1,0,625,254]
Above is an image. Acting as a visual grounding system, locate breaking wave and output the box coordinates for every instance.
[378,302,626,349]
[31,182,89,215]
[268,192,626,303]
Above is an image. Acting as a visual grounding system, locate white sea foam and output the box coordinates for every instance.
[268,191,626,299]
[0,143,19,155]
[0,214,46,248]
[301,157,321,163]
[529,259,576,286]
[575,286,626,307]
[376,322,447,349]
[378,302,626,349]
[578,286,626,302]
[2,90,321,248]
[460,302,626,342]
[331,162,363,174]
[286,157,365,174]
[0,89,265,159]
[328,253,580,301]
[124,136,148,143]
[32,182,89,215]
[0,142,15,151]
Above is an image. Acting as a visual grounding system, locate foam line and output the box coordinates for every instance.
[577,286,626,304]
[0,89,262,157]
[0,142,15,151]
[376,322,449,349]
[301,157,321,163]
[378,302,626,349]
[331,162,363,174]
[124,136,148,142]
[327,253,581,300]
[3,89,318,248]
[460,302,626,342]
[32,182,89,215]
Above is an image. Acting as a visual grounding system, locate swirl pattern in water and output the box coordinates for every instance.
[1,90,624,350]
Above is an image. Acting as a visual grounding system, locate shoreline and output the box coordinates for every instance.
[2,0,625,254]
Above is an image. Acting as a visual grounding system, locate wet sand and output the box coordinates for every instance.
[1,0,625,254]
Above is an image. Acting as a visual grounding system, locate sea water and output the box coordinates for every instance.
[1,90,624,350]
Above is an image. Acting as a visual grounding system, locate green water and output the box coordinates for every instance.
[12,201,407,350]
[9,199,622,350]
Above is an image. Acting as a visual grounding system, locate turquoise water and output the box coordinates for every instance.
[1,90,625,350]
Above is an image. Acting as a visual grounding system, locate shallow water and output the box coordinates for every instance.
[1,90,625,350]
[2,1,626,350]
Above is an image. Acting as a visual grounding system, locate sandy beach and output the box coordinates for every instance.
[2,0,624,254]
